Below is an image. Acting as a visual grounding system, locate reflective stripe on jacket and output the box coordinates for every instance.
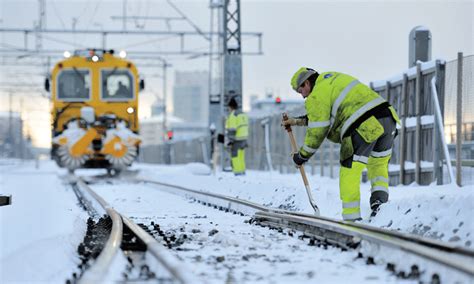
[226,110,249,141]
[301,72,386,157]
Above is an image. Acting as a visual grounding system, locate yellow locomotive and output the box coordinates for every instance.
[45,49,142,172]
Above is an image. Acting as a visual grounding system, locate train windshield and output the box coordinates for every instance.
[56,69,91,101]
[101,69,134,101]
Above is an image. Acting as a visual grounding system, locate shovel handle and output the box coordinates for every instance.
[282,113,309,185]
[282,113,320,214]
[282,113,298,151]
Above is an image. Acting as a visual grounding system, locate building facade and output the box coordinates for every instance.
[172,71,209,124]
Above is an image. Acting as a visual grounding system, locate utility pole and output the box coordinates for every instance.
[160,60,172,164]
[208,0,223,145]
[208,0,243,134]
[220,0,242,170]
[162,63,168,144]
[222,0,242,112]
[36,0,46,51]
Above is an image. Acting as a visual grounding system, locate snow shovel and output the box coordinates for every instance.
[282,113,320,215]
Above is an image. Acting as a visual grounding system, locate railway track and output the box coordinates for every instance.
[67,172,474,283]
[131,176,474,284]
[66,174,192,284]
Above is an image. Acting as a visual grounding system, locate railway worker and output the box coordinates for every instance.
[283,67,400,221]
[225,97,249,176]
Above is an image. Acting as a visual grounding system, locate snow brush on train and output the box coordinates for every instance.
[45,49,144,172]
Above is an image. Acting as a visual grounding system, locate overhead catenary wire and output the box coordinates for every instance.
[51,0,67,29]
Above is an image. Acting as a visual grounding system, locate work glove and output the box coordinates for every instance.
[292,151,309,167]
[281,117,307,127]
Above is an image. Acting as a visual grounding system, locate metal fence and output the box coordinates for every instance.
[369,60,449,185]
[445,54,474,186]
[140,137,210,165]
[139,55,473,186]
[444,55,474,142]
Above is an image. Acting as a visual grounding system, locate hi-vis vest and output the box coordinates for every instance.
[225,110,249,141]
[300,72,396,157]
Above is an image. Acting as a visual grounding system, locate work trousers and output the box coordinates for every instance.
[339,116,397,221]
[230,141,247,175]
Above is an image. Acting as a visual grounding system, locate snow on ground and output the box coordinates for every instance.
[0,158,472,283]
[0,159,89,283]
[133,162,474,248]
[91,181,406,283]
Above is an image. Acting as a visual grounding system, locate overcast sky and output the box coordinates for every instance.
[0,0,472,147]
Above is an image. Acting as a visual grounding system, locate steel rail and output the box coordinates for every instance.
[136,177,474,281]
[74,177,123,284]
[72,176,194,284]
[255,211,474,278]
[133,177,269,215]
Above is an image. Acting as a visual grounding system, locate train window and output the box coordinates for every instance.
[56,69,91,101]
[101,69,134,101]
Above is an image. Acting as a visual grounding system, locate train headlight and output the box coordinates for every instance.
[63,51,71,58]
[119,50,127,58]
[127,107,134,114]
[91,55,99,62]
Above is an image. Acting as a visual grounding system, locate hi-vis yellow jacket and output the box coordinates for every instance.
[300,72,399,158]
[226,110,249,142]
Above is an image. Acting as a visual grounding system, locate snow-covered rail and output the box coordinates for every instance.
[135,177,474,283]
[254,211,474,283]
[72,177,123,284]
[68,175,193,284]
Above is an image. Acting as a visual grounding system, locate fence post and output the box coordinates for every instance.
[262,118,274,171]
[415,62,422,184]
[434,60,446,184]
[399,73,408,185]
[385,81,391,103]
[169,143,174,164]
[200,138,210,165]
[456,52,463,186]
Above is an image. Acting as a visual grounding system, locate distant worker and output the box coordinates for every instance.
[283,67,400,221]
[225,97,249,176]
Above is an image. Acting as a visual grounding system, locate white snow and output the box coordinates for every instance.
[90,181,403,283]
[0,158,472,283]
[52,121,87,146]
[371,59,442,89]
[104,120,140,145]
[404,115,435,128]
[0,159,88,283]
[133,163,473,247]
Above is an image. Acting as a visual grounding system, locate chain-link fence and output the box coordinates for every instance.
[444,55,474,143]
[244,106,341,177]
[139,105,343,177]
[444,54,474,186]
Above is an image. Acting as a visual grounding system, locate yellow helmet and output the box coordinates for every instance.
[291,67,317,91]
